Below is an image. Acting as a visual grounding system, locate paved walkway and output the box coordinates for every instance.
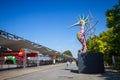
[0,64,63,80]
[0,62,120,80]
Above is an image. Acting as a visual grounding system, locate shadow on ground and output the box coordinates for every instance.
[98,67,120,80]
[70,69,78,73]
[0,67,23,71]
[60,69,71,71]
[70,67,120,80]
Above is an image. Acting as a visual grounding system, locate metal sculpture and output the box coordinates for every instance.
[71,16,89,53]
[71,13,98,53]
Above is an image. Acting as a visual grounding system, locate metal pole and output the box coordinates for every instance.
[78,50,81,73]
[23,49,27,68]
[112,55,115,68]
[37,55,39,67]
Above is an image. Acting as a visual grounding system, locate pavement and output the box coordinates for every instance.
[0,64,63,80]
[0,62,120,80]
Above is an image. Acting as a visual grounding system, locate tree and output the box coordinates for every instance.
[105,1,120,68]
[105,1,120,56]
[86,29,114,65]
[87,28,114,54]
[87,34,108,53]
[87,1,120,68]
[87,35,99,53]
[63,50,73,57]
[106,2,120,28]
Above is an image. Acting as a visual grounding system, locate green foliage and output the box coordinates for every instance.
[86,28,119,66]
[106,3,120,28]
[87,2,120,69]
[104,54,112,66]
[106,2,120,56]
[63,50,73,57]
[87,29,112,54]
[87,35,99,52]
[114,56,120,70]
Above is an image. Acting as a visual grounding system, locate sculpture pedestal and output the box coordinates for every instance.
[78,53,105,74]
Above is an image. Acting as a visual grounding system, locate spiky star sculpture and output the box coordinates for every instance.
[71,16,89,53]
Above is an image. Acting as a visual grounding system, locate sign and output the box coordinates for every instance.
[3,50,24,56]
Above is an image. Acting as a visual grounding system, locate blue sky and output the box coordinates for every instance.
[0,0,118,58]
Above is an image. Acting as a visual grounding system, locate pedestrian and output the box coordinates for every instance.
[76,59,78,67]
[66,60,70,69]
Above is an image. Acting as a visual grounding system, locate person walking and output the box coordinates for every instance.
[66,60,70,69]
